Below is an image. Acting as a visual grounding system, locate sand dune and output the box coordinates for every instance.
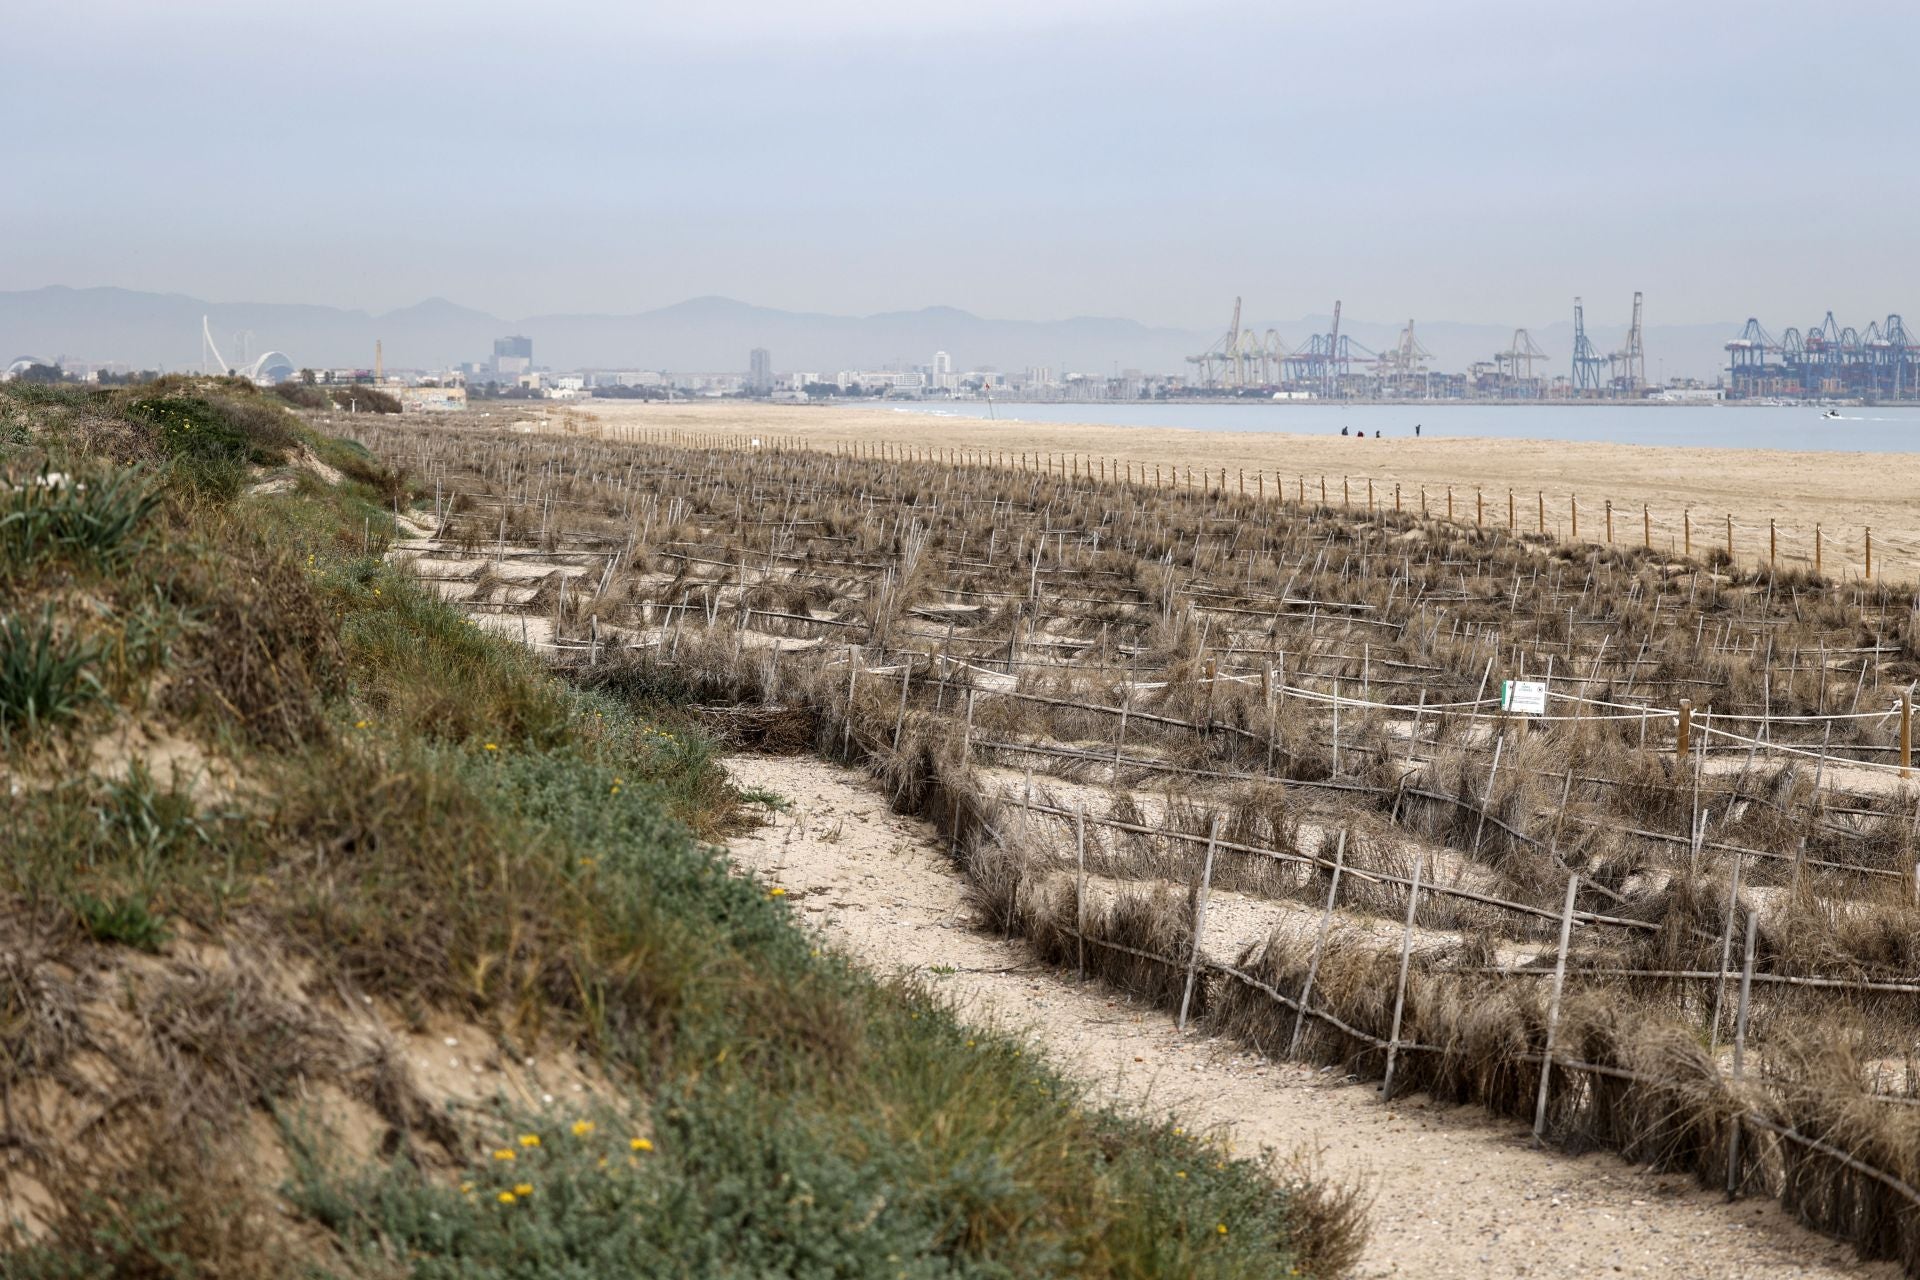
[563,400,1920,583]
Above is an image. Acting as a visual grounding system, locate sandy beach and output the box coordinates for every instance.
[558,400,1920,582]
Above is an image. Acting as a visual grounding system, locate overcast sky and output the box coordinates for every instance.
[5,0,1914,329]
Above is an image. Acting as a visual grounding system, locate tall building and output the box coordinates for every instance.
[492,335,532,378]
[932,350,954,390]
[748,347,773,394]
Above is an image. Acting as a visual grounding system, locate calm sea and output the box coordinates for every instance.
[867,401,1920,454]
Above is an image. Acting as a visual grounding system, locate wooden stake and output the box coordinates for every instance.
[892,655,913,750]
[1075,805,1088,982]
[1381,854,1424,1100]
[1708,853,1743,1051]
[1532,873,1579,1143]
[1727,910,1758,1196]
[1289,830,1347,1057]
[1177,816,1222,1031]
[1676,698,1693,762]
[1901,692,1912,780]
[1472,735,1504,854]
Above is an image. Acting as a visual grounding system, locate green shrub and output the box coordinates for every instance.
[0,463,159,576]
[0,604,100,735]
[70,891,171,952]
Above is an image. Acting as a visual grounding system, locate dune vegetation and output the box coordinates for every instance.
[0,379,1356,1278]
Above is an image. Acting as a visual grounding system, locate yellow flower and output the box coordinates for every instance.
[571,1120,595,1137]
[514,1183,533,1197]
[1216,1224,1228,1236]
[1175,1171,1187,1179]
[355,719,369,729]
[630,1137,653,1152]
[768,886,786,897]
[459,1182,473,1194]
[485,742,499,751]
[497,1191,516,1205]
[492,1148,516,1162]
[518,1134,540,1148]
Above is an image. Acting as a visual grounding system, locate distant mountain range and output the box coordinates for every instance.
[0,285,1739,382]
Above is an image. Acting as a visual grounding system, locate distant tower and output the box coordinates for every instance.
[375,339,384,383]
[749,348,773,394]
[933,350,954,389]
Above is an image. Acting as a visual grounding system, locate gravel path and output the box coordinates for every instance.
[724,753,1895,1280]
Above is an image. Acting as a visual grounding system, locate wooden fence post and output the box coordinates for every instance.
[1381,854,1425,1100]
[1769,518,1777,566]
[1684,508,1692,557]
[1643,504,1651,550]
[842,647,861,756]
[1605,499,1613,543]
[1815,523,1823,576]
[1289,830,1348,1057]
[1727,911,1758,1196]
[1867,526,1874,579]
[1726,513,1734,560]
[1708,855,1744,1050]
[1537,490,1545,534]
[1177,816,1222,1031]
[1075,805,1088,982]
[893,655,913,750]
[1676,698,1693,762]
[1447,486,1454,520]
[1571,494,1578,540]
[1901,692,1912,780]
[1476,488,1484,528]
[1472,735,1505,854]
[1508,488,1515,531]
[1532,873,1579,1142]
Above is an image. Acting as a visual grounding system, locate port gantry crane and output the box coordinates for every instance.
[1189,296,1253,389]
[1570,296,1610,395]
[1374,319,1432,397]
[1609,291,1646,394]
[1494,328,1549,397]
[1725,312,1920,400]
[1283,300,1376,398]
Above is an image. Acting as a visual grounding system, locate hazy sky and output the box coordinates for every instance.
[6,0,1915,328]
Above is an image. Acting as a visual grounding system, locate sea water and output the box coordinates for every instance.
[870,401,1920,454]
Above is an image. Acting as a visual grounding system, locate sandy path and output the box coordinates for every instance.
[568,399,1920,582]
[723,752,1895,1280]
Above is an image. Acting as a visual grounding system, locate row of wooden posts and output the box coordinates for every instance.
[608,430,1889,580]
[1674,694,1913,779]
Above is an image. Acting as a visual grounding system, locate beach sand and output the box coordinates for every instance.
[558,400,1920,582]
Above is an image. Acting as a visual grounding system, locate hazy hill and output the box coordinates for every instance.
[0,285,1738,381]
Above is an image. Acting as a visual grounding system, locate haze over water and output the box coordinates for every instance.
[875,402,1920,453]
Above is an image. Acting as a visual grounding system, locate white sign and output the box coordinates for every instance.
[1501,679,1548,716]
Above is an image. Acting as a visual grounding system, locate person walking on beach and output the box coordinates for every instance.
[1415,423,1421,437]
[1341,425,1350,436]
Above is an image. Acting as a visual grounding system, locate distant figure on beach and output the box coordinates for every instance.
[1340,425,1350,436]
[1374,430,1381,438]
[1415,423,1422,436]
